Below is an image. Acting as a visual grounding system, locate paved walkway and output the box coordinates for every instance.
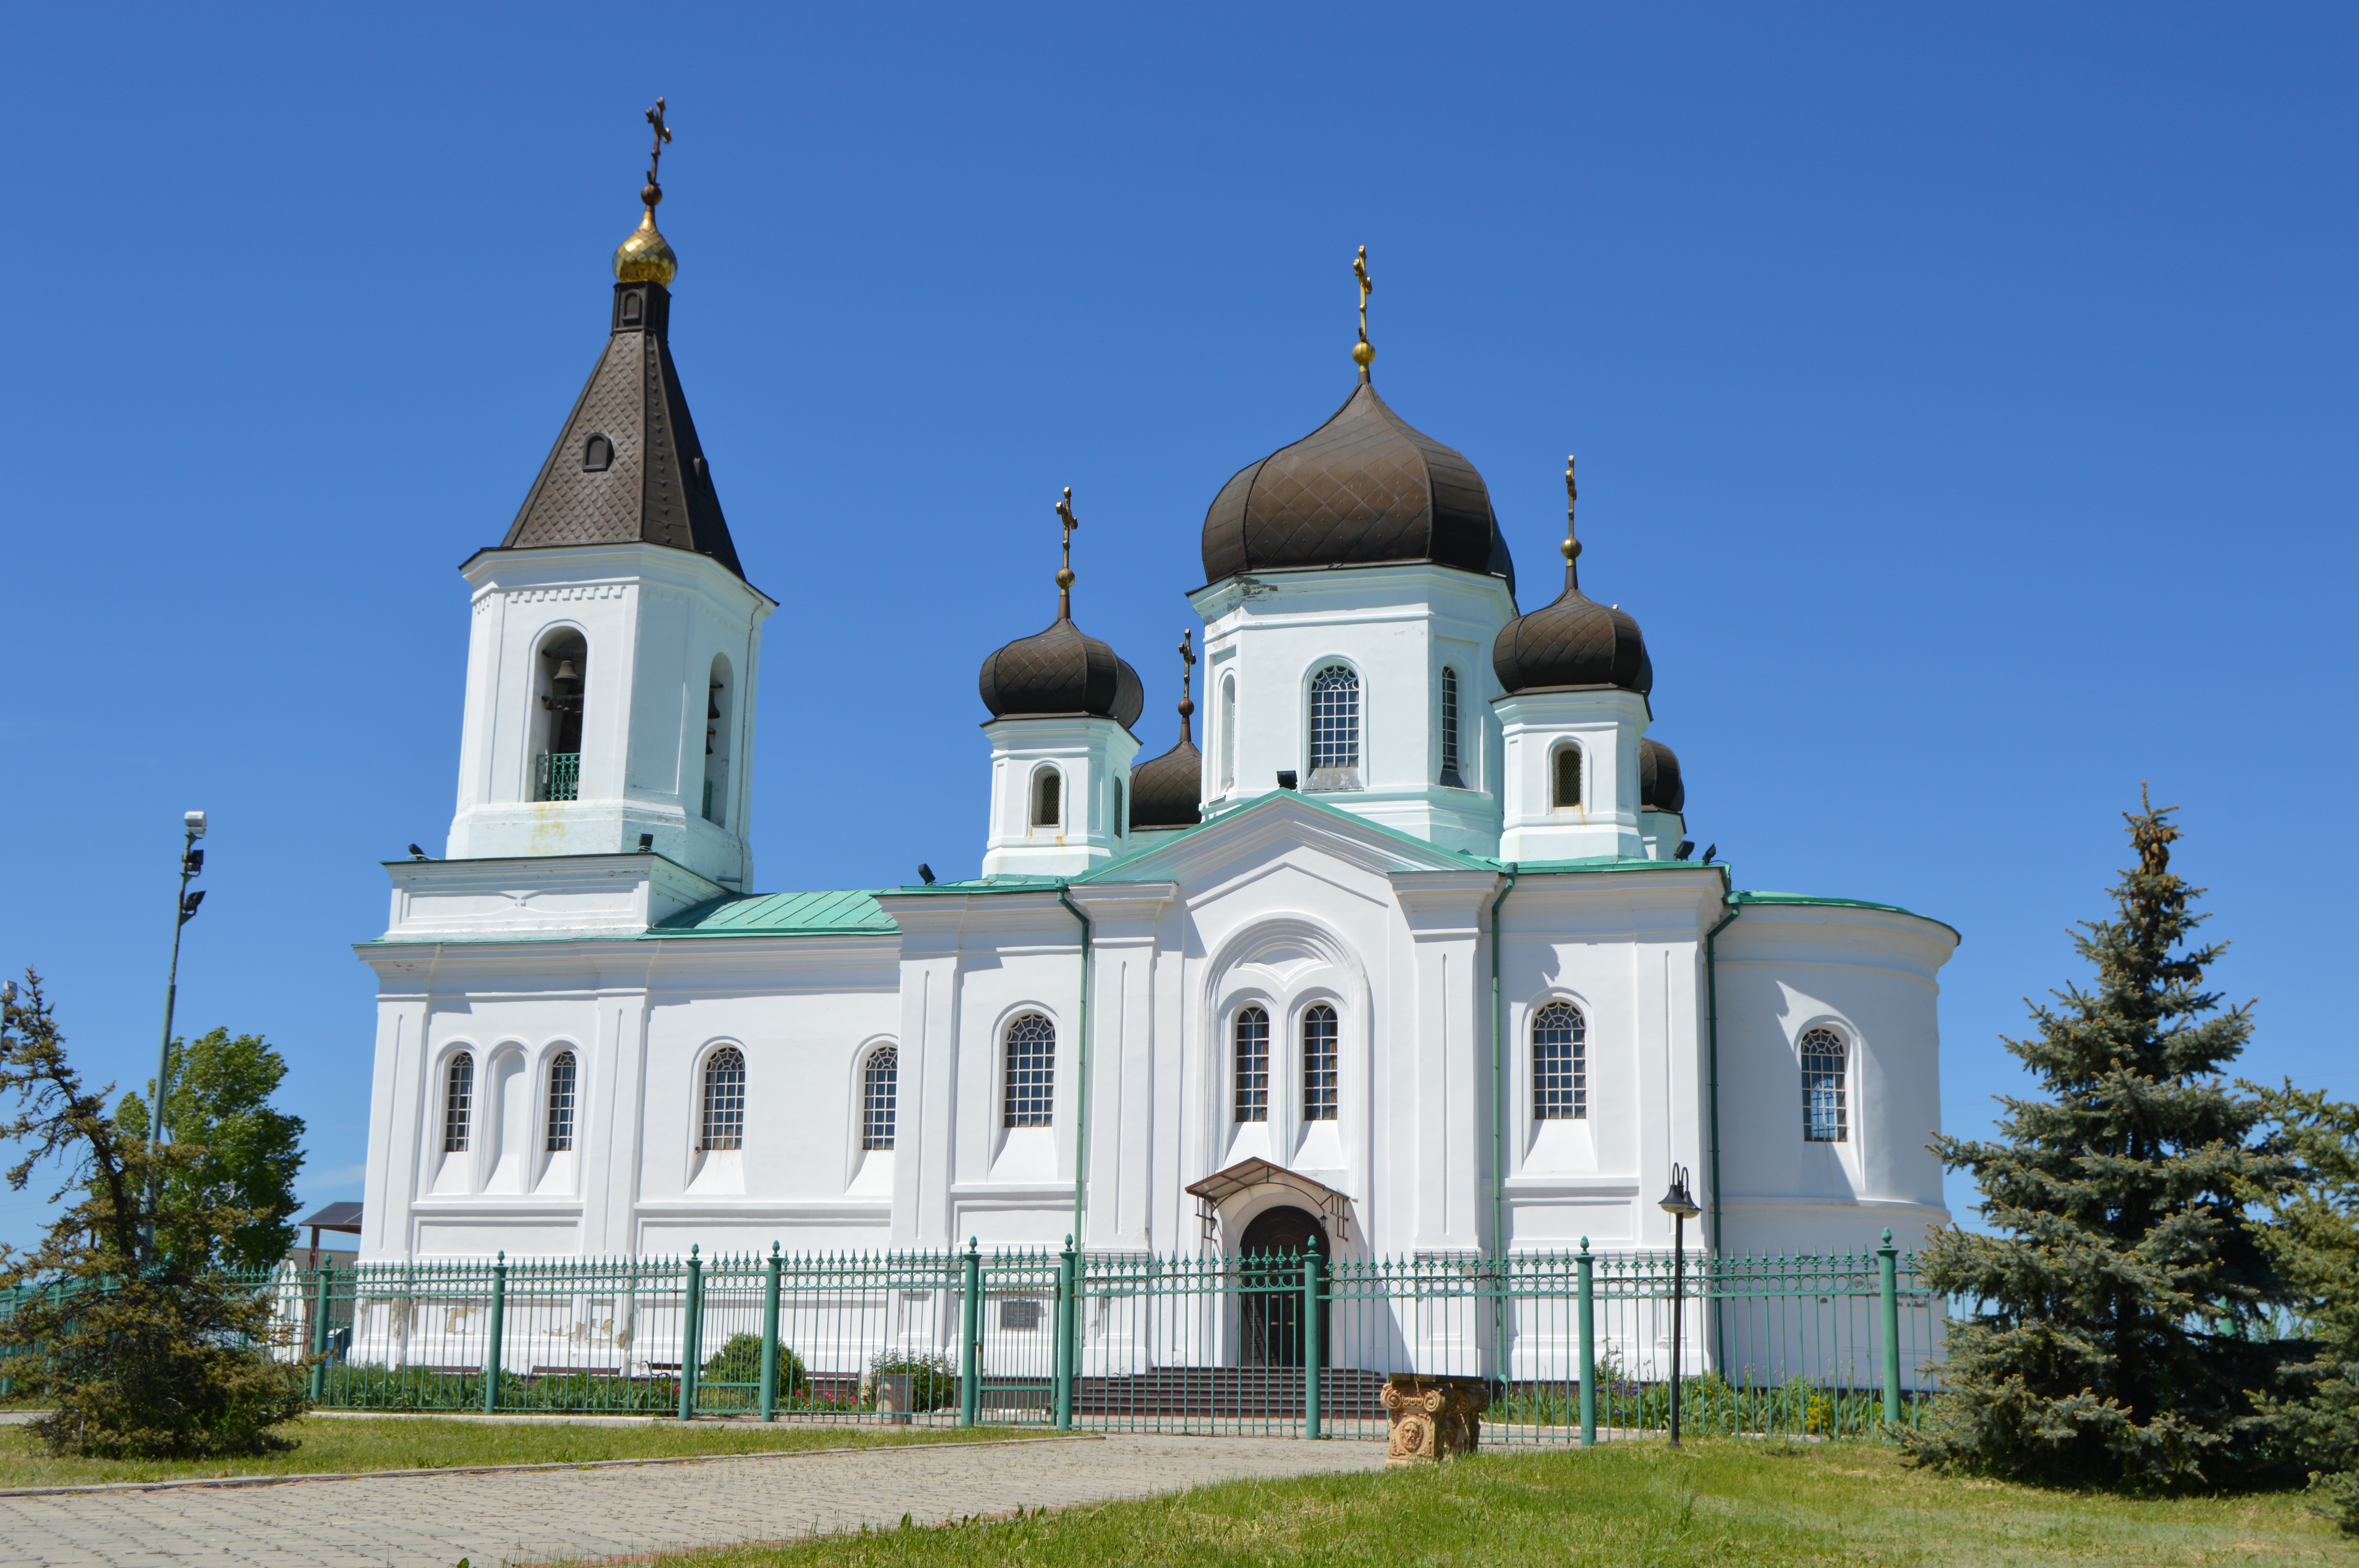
[0,1433,1390,1568]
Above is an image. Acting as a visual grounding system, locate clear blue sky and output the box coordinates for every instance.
[2,5,2350,1244]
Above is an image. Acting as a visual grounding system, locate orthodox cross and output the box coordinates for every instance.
[1176,629,1197,738]
[1054,486,1080,617]
[1354,245,1373,345]
[644,98,673,192]
[1562,454,1583,590]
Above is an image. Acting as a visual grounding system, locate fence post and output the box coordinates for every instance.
[482,1251,507,1414]
[960,1238,982,1428]
[1302,1234,1325,1440]
[678,1247,705,1421]
[308,1262,332,1403]
[1877,1228,1901,1432]
[759,1242,782,1422]
[1054,1235,1076,1431]
[1577,1237,1596,1446]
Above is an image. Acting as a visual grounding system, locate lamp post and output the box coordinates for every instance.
[1656,1162,1701,1447]
[147,811,208,1220]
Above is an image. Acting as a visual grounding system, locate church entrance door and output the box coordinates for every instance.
[1237,1205,1328,1368]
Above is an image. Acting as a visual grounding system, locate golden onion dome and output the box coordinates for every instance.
[612,192,678,285]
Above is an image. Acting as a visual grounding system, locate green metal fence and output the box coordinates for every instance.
[1,1233,1945,1442]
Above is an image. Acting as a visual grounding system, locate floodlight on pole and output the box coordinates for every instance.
[148,811,210,1236]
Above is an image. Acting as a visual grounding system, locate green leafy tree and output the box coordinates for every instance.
[0,972,307,1456]
[114,1029,305,1271]
[2244,1083,2359,1531]
[1907,793,2293,1487]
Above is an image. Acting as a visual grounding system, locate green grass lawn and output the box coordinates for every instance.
[0,1415,1022,1490]
[668,1440,2350,1567]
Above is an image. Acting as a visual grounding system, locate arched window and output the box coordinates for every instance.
[1234,1006,1269,1123]
[1552,743,1583,810]
[534,632,587,802]
[1439,667,1464,787]
[703,655,732,825]
[1031,768,1061,830]
[544,1051,577,1152]
[1004,1014,1056,1127]
[1308,665,1361,789]
[442,1053,474,1153]
[582,433,613,472]
[1114,778,1125,838]
[1220,675,1237,791]
[1532,1003,1586,1120]
[1302,1004,1338,1121]
[1801,1029,1847,1143]
[701,1047,746,1151]
[862,1046,898,1151]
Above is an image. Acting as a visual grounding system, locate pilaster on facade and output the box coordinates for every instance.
[1069,882,1178,1252]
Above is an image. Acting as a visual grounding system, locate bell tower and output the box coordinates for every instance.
[444,102,773,889]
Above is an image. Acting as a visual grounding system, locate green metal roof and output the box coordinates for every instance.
[651,887,899,938]
[1730,889,1960,942]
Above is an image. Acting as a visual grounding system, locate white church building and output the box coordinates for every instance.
[353,178,1956,1281]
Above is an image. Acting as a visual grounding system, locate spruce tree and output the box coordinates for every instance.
[1908,792,2292,1487]
[2245,1082,2359,1530]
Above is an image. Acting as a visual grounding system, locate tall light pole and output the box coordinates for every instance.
[149,811,208,1180]
[1656,1162,1701,1447]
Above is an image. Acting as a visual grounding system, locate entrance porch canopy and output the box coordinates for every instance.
[1185,1158,1354,1244]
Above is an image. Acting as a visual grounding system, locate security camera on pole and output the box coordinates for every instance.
[148,811,208,1203]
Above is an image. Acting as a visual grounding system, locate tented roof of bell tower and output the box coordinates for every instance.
[500,280,745,580]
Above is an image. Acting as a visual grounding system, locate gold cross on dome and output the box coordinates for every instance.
[645,97,673,185]
[1562,454,1584,588]
[1178,628,1196,700]
[1054,486,1080,616]
[1354,245,1373,343]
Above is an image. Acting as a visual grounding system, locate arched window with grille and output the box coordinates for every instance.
[1004,1014,1056,1127]
[1234,1006,1269,1123]
[1801,1028,1847,1143]
[861,1046,898,1151]
[544,1051,576,1152]
[442,1053,474,1153]
[1552,742,1583,809]
[1439,666,1465,787]
[1302,1004,1338,1121]
[1031,768,1061,830]
[701,1047,746,1151]
[1307,666,1361,790]
[1532,1002,1587,1120]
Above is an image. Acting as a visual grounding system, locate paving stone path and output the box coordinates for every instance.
[0,1433,1390,1568]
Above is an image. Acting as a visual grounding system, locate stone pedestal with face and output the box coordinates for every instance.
[1382,1374,1488,1464]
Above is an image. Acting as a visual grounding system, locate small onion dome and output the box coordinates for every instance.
[1129,730,1203,829]
[978,615,1145,729]
[1639,737,1685,815]
[1201,373,1515,594]
[614,192,678,285]
[1491,577,1651,695]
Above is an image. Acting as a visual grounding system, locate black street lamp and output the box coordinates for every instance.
[1656,1162,1701,1447]
[149,811,207,1186]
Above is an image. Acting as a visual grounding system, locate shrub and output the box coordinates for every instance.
[867,1350,956,1412]
[699,1332,805,1409]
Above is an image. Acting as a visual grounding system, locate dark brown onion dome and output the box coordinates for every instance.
[1201,371,1515,594]
[1492,580,1650,695]
[1639,737,1685,815]
[1129,730,1202,828]
[978,615,1145,729]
